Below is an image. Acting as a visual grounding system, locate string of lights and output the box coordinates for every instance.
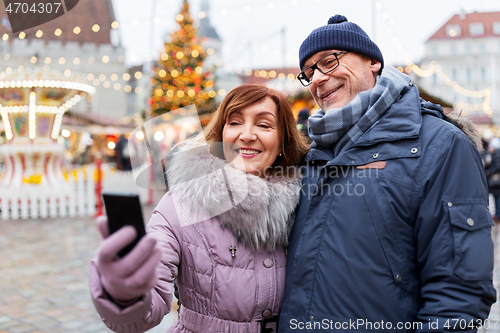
[376,1,492,116]
[1,21,118,41]
[0,53,297,100]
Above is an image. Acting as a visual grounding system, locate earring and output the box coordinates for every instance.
[279,152,282,157]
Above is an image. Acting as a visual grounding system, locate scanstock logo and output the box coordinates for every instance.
[3,0,79,33]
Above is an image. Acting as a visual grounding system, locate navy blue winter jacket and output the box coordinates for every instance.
[278,85,496,332]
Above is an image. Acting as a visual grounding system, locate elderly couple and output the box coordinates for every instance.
[89,15,496,333]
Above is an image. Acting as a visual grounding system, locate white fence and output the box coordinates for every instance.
[0,163,147,220]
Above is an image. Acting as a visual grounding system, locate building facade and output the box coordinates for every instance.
[411,11,500,124]
[0,0,128,120]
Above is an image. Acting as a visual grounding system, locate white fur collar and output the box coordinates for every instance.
[166,144,301,251]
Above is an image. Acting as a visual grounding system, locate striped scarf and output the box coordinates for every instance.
[308,66,411,156]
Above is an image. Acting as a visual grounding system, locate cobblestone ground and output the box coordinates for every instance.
[0,202,177,333]
[2,208,500,333]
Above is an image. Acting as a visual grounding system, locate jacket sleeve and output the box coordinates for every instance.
[89,197,181,333]
[415,129,496,332]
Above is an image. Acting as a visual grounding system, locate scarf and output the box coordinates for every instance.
[308,66,412,156]
[166,144,302,251]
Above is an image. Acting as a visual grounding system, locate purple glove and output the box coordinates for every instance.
[94,215,161,302]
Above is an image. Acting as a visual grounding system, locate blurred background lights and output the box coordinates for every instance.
[154,131,164,141]
[135,130,144,141]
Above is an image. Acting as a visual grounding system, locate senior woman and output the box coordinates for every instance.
[89,84,309,333]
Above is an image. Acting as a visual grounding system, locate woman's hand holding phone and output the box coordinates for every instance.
[94,215,162,303]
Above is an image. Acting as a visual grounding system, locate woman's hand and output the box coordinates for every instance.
[94,215,161,303]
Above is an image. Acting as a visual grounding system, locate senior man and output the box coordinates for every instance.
[278,15,495,332]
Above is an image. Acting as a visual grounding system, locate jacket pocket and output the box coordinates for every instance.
[447,200,494,281]
[363,177,419,294]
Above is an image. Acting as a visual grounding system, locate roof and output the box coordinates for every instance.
[0,0,115,45]
[198,0,221,41]
[428,11,500,41]
[198,24,221,41]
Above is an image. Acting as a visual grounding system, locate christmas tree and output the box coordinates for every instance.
[150,0,216,116]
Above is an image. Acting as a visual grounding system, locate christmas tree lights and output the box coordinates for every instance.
[150,0,216,116]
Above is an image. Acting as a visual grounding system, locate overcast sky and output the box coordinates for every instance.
[112,0,500,70]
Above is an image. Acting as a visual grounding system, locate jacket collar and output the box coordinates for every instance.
[306,85,422,165]
[166,144,301,251]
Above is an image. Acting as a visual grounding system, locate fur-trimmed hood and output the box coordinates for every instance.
[447,111,483,153]
[166,144,301,251]
[420,98,483,153]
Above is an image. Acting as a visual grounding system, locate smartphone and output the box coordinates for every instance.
[101,192,146,258]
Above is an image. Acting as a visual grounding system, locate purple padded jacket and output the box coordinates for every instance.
[90,145,301,333]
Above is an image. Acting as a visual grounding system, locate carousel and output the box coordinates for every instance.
[0,69,95,219]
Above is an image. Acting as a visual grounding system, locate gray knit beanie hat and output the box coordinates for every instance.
[299,15,384,70]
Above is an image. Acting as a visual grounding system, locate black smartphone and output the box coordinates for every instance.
[101,192,146,258]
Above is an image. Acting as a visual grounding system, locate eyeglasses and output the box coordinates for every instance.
[297,51,349,86]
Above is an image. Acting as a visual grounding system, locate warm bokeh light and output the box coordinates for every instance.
[61,129,71,138]
[135,131,144,140]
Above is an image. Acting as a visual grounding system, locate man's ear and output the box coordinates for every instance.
[370,58,382,75]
